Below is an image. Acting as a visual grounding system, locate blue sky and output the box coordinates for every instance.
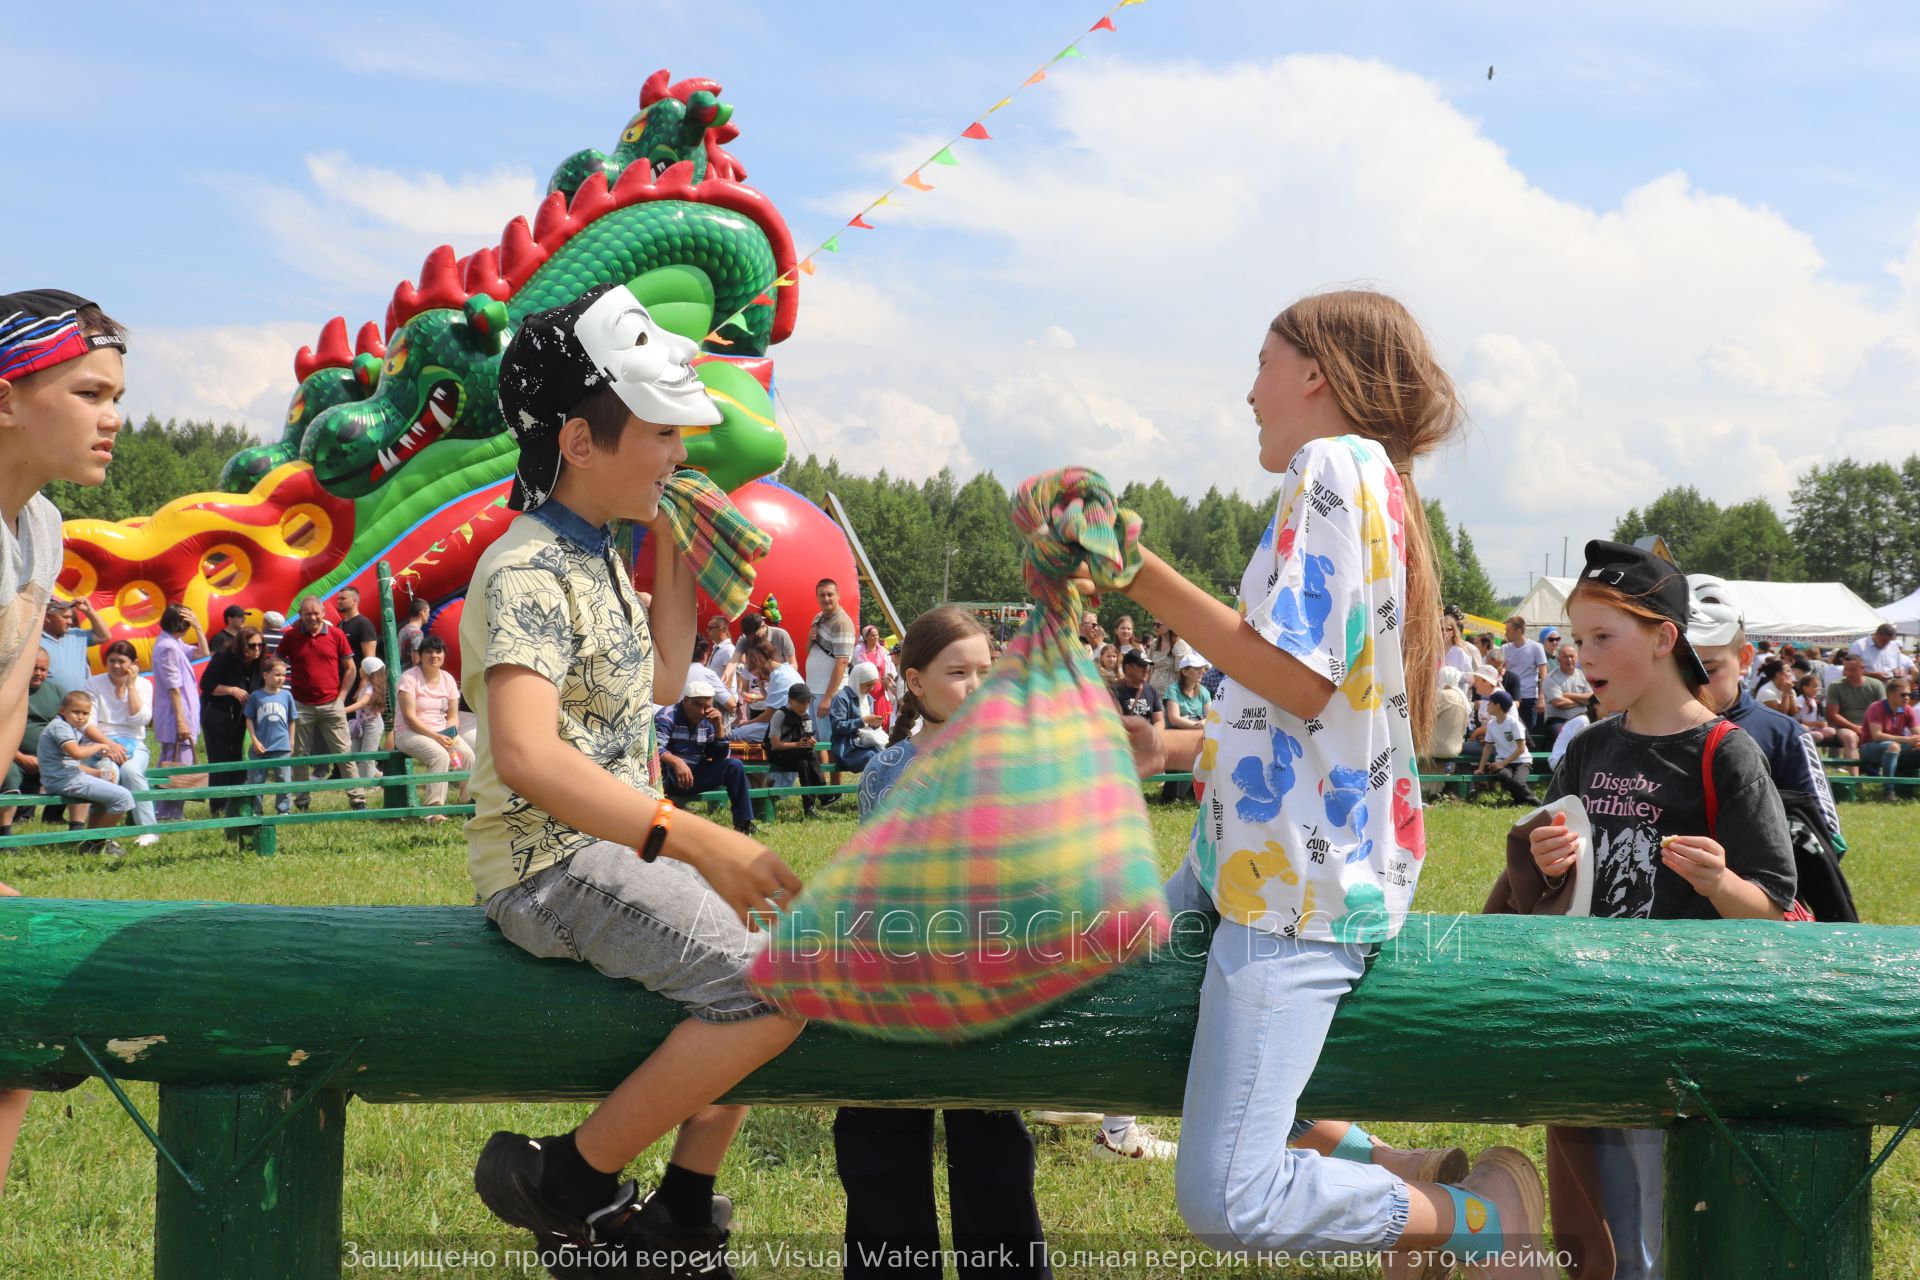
[9,0,1920,594]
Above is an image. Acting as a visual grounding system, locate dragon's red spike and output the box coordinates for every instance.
[531,189,573,251]
[353,322,387,360]
[639,68,671,108]
[293,316,353,383]
[654,161,697,194]
[668,77,723,102]
[498,215,548,291]
[461,246,513,303]
[384,299,399,341]
[568,171,616,222]
[388,245,470,335]
[713,122,741,145]
[612,160,657,203]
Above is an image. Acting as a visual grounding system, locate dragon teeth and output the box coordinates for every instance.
[378,448,400,470]
[429,402,453,429]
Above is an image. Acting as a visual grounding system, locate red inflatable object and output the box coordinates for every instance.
[631,477,859,658]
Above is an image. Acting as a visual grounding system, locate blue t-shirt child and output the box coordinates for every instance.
[246,688,295,754]
[36,717,89,792]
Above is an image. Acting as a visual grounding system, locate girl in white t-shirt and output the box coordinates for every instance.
[1083,292,1546,1272]
[85,639,156,831]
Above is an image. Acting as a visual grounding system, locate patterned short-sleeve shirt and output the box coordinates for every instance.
[462,504,658,901]
[1184,435,1423,944]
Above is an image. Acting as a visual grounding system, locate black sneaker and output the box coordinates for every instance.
[349,797,368,811]
[475,1132,735,1278]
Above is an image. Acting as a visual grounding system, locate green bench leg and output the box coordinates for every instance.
[1664,1119,1871,1280]
[155,1083,347,1280]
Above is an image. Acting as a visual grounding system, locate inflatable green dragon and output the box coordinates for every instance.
[218,69,795,501]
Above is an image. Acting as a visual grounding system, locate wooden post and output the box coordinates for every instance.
[154,1083,346,1280]
[1664,1120,1872,1280]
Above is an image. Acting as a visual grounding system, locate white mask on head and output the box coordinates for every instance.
[574,285,723,428]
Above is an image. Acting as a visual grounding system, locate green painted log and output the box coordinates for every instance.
[3,901,1918,1125]
[4,901,1911,1280]
[1664,1120,1872,1280]
[154,1084,346,1280]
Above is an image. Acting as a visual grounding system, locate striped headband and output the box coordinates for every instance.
[0,289,126,381]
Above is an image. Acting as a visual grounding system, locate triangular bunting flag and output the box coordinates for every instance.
[931,147,959,166]
[1120,0,1146,6]
[798,257,816,275]
[822,235,841,253]
[873,194,892,207]
[1055,43,1083,60]
[903,172,934,191]
[1090,15,1116,31]
[962,121,992,140]
[704,331,734,347]
[751,293,774,306]
[988,97,1013,113]
[1024,69,1046,87]
[773,272,796,288]
[849,214,875,230]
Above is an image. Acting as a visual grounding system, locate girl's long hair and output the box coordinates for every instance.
[1272,290,1464,753]
[1568,579,1710,700]
[888,606,991,745]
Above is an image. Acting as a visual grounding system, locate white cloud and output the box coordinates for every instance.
[231,153,539,296]
[124,323,317,436]
[772,53,1920,589]
[1029,325,1076,351]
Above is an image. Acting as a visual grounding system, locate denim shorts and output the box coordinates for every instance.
[484,840,775,1023]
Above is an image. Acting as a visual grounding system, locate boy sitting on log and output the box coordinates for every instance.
[462,284,802,1278]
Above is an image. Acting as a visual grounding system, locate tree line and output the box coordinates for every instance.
[777,455,1509,628]
[1612,454,1920,604]
[41,419,1518,631]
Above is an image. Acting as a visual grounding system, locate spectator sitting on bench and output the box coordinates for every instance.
[0,649,61,837]
[827,661,887,773]
[765,680,834,817]
[657,670,755,834]
[1541,641,1593,749]
[1425,664,1472,799]
[1474,690,1540,806]
[37,690,133,856]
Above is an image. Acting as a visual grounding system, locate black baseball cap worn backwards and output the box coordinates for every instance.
[1577,539,1713,686]
[495,282,722,511]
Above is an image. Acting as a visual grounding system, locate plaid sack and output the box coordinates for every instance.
[746,467,1170,1041]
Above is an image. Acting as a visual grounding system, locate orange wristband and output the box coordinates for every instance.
[638,797,675,863]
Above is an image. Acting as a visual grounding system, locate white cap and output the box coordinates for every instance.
[1473,664,1499,683]
[1178,651,1210,671]
[682,670,719,701]
[1686,574,1744,649]
[264,610,286,628]
[850,660,880,687]
[1438,665,1465,691]
[360,656,385,676]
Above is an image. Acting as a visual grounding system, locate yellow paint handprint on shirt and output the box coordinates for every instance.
[1340,603,1381,710]
[1217,840,1301,920]
[1356,481,1391,584]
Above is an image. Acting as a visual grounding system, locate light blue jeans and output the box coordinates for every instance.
[1166,863,1411,1252]
[110,736,155,828]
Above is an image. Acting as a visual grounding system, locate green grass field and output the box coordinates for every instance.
[4,793,1918,1278]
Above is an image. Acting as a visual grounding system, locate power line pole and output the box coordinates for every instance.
[1562,536,1569,578]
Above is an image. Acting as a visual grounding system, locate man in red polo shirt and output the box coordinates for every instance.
[275,595,360,810]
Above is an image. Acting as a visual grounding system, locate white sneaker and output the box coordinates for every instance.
[135,833,161,847]
[1029,1111,1104,1126]
[1092,1122,1177,1161]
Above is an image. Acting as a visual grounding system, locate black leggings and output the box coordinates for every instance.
[834,1107,1050,1279]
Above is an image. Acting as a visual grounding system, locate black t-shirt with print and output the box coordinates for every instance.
[1543,716,1796,921]
[1111,681,1162,721]
[341,613,379,701]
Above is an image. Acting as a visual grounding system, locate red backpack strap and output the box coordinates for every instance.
[1700,719,1737,839]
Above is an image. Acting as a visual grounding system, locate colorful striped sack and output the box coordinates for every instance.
[628,468,772,619]
[746,468,1170,1041]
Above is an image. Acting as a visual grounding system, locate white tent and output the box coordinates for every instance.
[1513,576,1888,645]
[1882,586,1920,637]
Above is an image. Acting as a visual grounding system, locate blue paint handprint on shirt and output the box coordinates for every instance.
[1270,553,1335,654]
[1230,728,1305,824]
[1321,765,1375,864]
